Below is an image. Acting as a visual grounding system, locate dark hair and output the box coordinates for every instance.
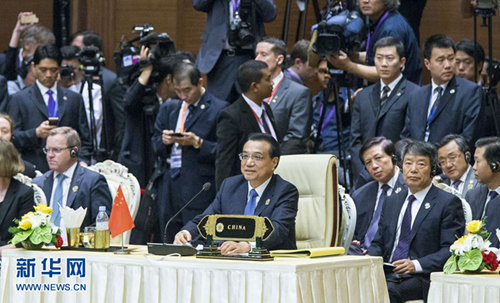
[290,40,310,63]
[175,51,196,64]
[247,133,281,160]
[456,39,485,65]
[359,136,396,163]
[476,137,500,148]
[237,60,268,93]
[384,0,400,11]
[33,44,62,66]
[259,37,287,59]
[374,36,405,59]
[423,35,456,60]
[173,62,202,86]
[476,137,500,165]
[403,141,438,173]
[435,134,470,154]
[83,32,103,51]
[155,55,182,83]
[395,138,413,167]
[60,46,81,61]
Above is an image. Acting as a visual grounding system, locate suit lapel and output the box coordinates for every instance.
[269,75,289,109]
[370,83,381,117]
[42,172,55,205]
[169,102,182,130]
[410,186,438,242]
[388,188,408,242]
[430,76,457,125]
[0,181,18,226]
[378,78,405,118]
[66,165,84,209]
[393,172,406,194]
[478,185,490,216]
[239,98,261,132]
[32,85,50,118]
[185,94,210,131]
[254,175,277,216]
[57,86,67,120]
[420,85,432,130]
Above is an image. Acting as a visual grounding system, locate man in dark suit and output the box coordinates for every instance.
[193,0,277,103]
[151,62,228,242]
[367,141,464,302]
[401,35,482,146]
[215,60,277,190]
[350,37,420,180]
[8,44,92,173]
[33,127,112,229]
[0,75,8,113]
[351,137,406,254]
[435,134,477,199]
[465,138,500,247]
[175,133,299,254]
[255,37,312,154]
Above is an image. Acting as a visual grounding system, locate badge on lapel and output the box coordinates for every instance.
[265,199,270,206]
[272,96,278,103]
[425,202,431,209]
[63,96,68,100]
[468,180,474,190]
[395,187,402,194]
[200,104,205,110]
[450,89,455,94]
[72,186,78,193]
[396,92,401,97]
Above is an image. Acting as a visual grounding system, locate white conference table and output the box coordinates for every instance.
[0,246,389,303]
[428,271,500,303]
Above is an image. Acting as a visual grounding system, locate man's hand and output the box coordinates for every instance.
[327,51,354,72]
[351,240,361,247]
[10,12,35,48]
[174,132,200,147]
[219,241,251,255]
[173,231,192,244]
[162,130,177,146]
[36,121,56,138]
[392,259,416,274]
[138,46,153,86]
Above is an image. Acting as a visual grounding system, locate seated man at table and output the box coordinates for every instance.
[367,141,464,303]
[174,133,299,254]
[33,127,112,228]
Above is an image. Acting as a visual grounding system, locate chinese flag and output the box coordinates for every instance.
[109,185,135,238]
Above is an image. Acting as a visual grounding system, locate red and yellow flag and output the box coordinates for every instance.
[109,185,135,238]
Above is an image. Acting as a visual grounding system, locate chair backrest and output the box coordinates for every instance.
[433,180,472,223]
[338,185,357,253]
[274,154,340,249]
[13,173,47,205]
[88,160,141,244]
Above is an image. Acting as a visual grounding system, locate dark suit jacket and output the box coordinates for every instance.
[350,78,420,177]
[215,96,277,190]
[33,163,112,229]
[0,179,35,246]
[183,174,298,250]
[352,172,406,244]
[0,74,9,113]
[482,190,500,248]
[8,84,92,172]
[440,167,477,199]
[401,75,482,145]
[193,0,277,74]
[152,92,228,215]
[367,185,464,274]
[465,184,495,221]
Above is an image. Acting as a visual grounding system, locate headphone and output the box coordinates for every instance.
[391,154,398,165]
[70,147,78,158]
[431,166,437,177]
[491,162,500,172]
[465,152,471,163]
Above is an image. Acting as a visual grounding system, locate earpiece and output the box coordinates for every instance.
[491,162,500,172]
[465,152,471,163]
[391,154,398,165]
[70,147,78,158]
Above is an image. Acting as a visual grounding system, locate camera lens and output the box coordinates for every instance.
[238,28,255,47]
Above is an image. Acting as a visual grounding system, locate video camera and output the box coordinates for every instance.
[311,1,364,56]
[79,46,104,77]
[228,0,256,48]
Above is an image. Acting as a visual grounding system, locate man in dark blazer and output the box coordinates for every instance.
[193,0,277,103]
[8,45,92,173]
[33,127,112,229]
[350,37,420,179]
[367,141,464,302]
[351,137,406,254]
[151,63,228,242]
[255,38,312,154]
[0,75,9,113]
[175,133,299,253]
[401,35,482,146]
[465,138,500,247]
[215,60,277,190]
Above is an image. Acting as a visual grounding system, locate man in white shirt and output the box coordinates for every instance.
[367,141,464,302]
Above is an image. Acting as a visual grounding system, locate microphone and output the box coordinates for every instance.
[163,182,211,243]
[147,182,211,256]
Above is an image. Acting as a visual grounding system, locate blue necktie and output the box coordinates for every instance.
[47,90,57,117]
[452,180,461,191]
[51,174,67,226]
[392,195,416,262]
[244,189,258,215]
[260,111,272,135]
[364,184,390,248]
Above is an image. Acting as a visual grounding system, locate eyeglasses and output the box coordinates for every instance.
[239,153,265,162]
[438,153,463,167]
[318,68,330,74]
[43,147,72,154]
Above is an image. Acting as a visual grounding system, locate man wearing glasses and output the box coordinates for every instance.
[174,133,299,255]
[435,134,477,199]
[33,127,112,228]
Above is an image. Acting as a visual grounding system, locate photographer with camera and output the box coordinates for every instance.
[327,0,421,84]
[194,0,277,103]
[118,46,181,187]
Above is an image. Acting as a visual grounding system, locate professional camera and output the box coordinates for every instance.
[228,0,256,48]
[79,46,104,76]
[311,2,364,56]
[60,63,74,80]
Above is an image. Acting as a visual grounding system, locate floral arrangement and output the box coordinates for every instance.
[9,204,63,249]
[444,219,499,274]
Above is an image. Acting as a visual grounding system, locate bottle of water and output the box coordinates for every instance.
[94,206,110,248]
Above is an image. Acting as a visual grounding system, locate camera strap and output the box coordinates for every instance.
[365,11,390,53]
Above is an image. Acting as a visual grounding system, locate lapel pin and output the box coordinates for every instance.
[397,92,401,96]
[63,96,67,100]
[468,180,474,190]
[265,199,270,205]
[72,186,78,193]
[425,202,431,209]
[200,104,205,110]
[395,187,402,194]
[272,96,278,103]
[450,89,455,94]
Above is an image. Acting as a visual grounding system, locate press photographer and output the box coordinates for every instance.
[324,0,422,84]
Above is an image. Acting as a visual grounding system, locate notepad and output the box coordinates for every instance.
[270,247,345,258]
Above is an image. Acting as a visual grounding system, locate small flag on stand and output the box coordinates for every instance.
[109,185,135,238]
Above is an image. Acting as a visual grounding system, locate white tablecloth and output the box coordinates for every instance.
[428,271,500,303]
[0,246,389,303]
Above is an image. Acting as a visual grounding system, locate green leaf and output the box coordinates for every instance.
[444,256,458,274]
[39,226,53,243]
[10,229,33,245]
[29,227,44,245]
[458,250,483,272]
